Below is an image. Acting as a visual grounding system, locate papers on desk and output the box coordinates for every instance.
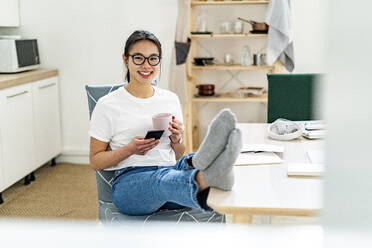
[296,120,327,139]
[307,149,325,164]
[236,144,284,166]
[236,152,283,166]
[288,149,325,177]
[241,144,284,153]
[287,163,325,177]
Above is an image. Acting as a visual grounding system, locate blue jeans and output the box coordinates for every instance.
[112,153,208,216]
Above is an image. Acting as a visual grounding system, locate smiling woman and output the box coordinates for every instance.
[88,30,243,218]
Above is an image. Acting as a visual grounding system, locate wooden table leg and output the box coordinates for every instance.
[232,214,253,224]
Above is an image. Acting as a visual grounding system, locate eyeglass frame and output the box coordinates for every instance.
[128,53,162,66]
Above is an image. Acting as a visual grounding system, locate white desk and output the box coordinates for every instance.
[207,123,324,224]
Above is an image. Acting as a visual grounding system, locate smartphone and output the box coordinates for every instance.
[144,130,164,140]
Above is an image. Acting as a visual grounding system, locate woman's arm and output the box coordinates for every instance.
[169,116,185,160]
[89,137,132,170]
[89,136,160,170]
[170,140,185,161]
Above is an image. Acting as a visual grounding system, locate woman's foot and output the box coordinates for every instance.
[192,109,236,170]
[202,128,242,191]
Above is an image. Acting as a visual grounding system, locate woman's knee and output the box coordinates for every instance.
[112,194,159,216]
[112,185,160,215]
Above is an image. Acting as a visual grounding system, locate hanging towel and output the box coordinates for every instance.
[175,38,191,65]
[265,0,295,72]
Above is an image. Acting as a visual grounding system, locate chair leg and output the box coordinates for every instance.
[0,192,3,204]
[24,175,31,185]
[30,172,36,181]
[51,158,56,167]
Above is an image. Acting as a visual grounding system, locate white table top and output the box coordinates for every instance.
[207,123,324,217]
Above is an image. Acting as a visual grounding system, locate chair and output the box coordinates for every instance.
[267,73,322,123]
[85,83,225,224]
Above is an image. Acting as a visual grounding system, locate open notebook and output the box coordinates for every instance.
[235,152,283,166]
[236,144,284,166]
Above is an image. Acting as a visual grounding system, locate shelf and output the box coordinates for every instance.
[191,1,270,6]
[192,92,267,102]
[190,33,267,38]
[192,64,274,71]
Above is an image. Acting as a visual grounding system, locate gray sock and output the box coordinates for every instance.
[202,128,243,191]
[192,108,236,170]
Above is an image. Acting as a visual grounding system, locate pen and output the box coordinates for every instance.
[241,151,263,154]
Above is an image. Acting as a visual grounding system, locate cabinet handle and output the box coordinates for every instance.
[38,82,56,89]
[6,90,28,99]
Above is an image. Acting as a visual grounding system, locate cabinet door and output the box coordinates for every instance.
[0,91,4,192]
[0,0,20,27]
[0,83,35,189]
[32,77,62,167]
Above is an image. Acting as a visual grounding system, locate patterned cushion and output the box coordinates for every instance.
[85,83,225,224]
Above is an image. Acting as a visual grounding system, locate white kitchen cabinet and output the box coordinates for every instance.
[32,77,62,167]
[0,83,35,190]
[0,0,20,27]
[0,104,4,194]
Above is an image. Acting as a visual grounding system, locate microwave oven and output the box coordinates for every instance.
[0,39,40,73]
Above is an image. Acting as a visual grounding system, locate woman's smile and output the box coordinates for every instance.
[138,71,153,78]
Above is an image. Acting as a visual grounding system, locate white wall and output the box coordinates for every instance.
[0,0,326,162]
[0,0,178,163]
[292,0,327,73]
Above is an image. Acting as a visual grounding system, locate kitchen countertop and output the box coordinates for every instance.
[0,68,58,91]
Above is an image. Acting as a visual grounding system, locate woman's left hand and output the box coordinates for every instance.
[169,116,183,143]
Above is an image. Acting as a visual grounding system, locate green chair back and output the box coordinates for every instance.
[267,73,322,123]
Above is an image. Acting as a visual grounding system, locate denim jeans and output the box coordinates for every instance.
[112,153,207,216]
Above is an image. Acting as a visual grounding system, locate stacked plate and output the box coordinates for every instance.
[236,86,266,97]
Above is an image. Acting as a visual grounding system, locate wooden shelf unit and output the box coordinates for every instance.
[184,0,282,153]
[192,93,268,103]
[192,64,274,71]
[190,33,267,38]
[191,1,270,6]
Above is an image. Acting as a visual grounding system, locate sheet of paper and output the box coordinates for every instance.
[287,163,325,176]
[241,144,284,153]
[235,152,283,166]
[307,149,325,164]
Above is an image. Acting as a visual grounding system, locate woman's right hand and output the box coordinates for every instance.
[126,136,160,155]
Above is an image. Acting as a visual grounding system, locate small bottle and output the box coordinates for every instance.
[241,45,252,66]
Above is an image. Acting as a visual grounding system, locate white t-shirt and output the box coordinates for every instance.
[89,86,183,171]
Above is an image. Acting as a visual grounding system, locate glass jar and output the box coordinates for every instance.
[224,53,234,66]
[233,21,244,34]
[220,21,232,34]
[241,45,252,66]
[196,11,207,32]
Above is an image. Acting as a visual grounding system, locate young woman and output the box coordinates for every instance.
[89,30,242,216]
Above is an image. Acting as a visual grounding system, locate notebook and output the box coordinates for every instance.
[296,120,327,139]
[235,152,283,166]
[241,144,284,153]
[287,163,325,177]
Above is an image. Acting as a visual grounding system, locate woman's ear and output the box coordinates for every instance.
[122,54,128,66]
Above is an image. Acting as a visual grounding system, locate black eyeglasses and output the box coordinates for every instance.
[128,53,161,66]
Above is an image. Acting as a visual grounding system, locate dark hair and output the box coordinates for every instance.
[124,30,162,82]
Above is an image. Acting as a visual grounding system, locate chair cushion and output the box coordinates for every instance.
[96,169,225,225]
[99,200,225,225]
